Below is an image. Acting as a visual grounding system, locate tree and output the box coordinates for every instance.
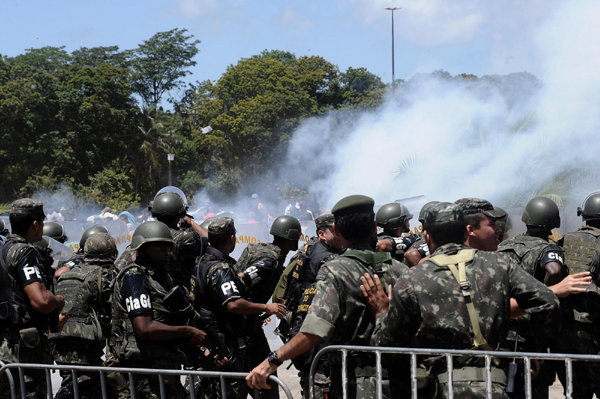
[130,28,201,106]
[10,46,71,73]
[71,46,131,68]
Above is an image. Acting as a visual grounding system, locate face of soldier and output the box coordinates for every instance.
[318,227,338,249]
[467,216,501,251]
[31,218,44,243]
[143,242,172,267]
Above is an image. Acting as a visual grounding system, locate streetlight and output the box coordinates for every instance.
[385,6,401,94]
[161,130,182,186]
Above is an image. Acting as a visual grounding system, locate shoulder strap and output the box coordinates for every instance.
[429,249,498,363]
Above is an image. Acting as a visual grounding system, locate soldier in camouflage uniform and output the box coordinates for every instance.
[50,233,119,399]
[55,225,109,278]
[375,202,417,262]
[272,214,338,399]
[553,192,600,399]
[110,221,208,399]
[403,201,439,267]
[0,199,66,399]
[362,202,561,399]
[151,189,208,289]
[235,215,302,399]
[454,198,506,251]
[497,197,574,398]
[191,217,286,399]
[246,195,408,399]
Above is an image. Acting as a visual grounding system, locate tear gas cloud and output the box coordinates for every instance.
[279,1,600,211]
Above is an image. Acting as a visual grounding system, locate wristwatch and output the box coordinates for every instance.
[267,350,283,366]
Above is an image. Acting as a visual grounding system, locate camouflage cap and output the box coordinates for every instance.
[418,201,440,223]
[315,214,334,231]
[424,202,464,226]
[454,198,505,219]
[10,198,44,217]
[331,195,375,217]
[208,217,235,235]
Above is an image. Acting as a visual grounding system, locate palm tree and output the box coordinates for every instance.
[134,104,168,196]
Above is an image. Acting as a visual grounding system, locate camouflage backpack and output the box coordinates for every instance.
[562,226,600,277]
[51,264,105,341]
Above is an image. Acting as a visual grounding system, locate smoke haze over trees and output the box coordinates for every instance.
[0,28,546,211]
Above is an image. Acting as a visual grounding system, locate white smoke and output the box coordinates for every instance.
[281,1,600,211]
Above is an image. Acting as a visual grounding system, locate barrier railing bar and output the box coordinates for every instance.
[410,353,417,399]
[310,345,600,361]
[0,361,16,399]
[72,369,80,399]
[129,373,136,399]
[219,375,227,399]
[375,351,382,399]
[45,369,52,399]
[446,354,453,399]
[485,355,492,399]
[99,371,108,399]
[158,374,166,399]
[18,367,26,399]
[0,364,294,399]
[524,357,531,399]
[309,345,600,399]
[188,374,196,399]
[566,359,573,399]
[341,349,348,399]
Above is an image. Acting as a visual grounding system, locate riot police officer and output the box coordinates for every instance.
[0,199,66,399]
[192,217,285,399]
[554,192,600,398]
[111,221,208,399]
[51,233,119,399]
[55,225,109,278]
[151,189,208,288]
[235,215,301,399]
[375,202,416,262]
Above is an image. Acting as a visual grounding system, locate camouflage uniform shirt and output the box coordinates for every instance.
[371,243,560,362]
[300,242,406,345]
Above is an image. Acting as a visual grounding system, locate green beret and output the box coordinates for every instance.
[314,214,334,231]
[208,217,235,235]
[331,195,375,217]
[11,198,44,217]
[454,198,505,219]
[424,202,464,226]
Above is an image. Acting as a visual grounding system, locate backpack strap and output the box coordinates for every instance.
[430,249,499,365]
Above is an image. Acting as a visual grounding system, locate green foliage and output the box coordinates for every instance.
[130,28,201,106]
[77,159,139,210]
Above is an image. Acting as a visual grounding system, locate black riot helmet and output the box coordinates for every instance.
[376,203,413,229]
[43,222,68,243]
[578,192,600,221]
[270,215,302,241]
[521,197,560,231]
[151,192,188,219]
[130,221,174,250]
[80,225,109,251]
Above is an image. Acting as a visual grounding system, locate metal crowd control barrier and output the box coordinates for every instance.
[309,345,600,399]
[0,363,293,399]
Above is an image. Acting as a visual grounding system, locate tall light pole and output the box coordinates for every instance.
[385,7,400,94]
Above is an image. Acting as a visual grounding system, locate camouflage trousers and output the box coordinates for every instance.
[553,321,600,399]
[329,365,391,399]
[249,327,279,399]
[0,328,51,399]
[52,338,109,399]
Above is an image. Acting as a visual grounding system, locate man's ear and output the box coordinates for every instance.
[466,224,476,237]
[332,222,341,237]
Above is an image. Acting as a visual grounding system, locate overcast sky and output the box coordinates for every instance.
[1,0,557,84]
